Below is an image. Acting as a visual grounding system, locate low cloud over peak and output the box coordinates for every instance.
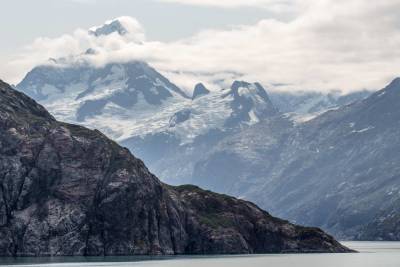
[89,16,145,41]
[5,1,400,93]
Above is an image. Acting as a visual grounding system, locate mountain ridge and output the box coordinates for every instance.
[191,77,400,240]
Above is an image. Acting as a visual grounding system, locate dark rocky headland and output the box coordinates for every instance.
[0,80,351,256]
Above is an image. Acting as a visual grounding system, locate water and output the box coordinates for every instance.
[0,242,399,267]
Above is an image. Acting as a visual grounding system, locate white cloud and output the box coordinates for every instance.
[68,0,98,4]
[4,0,400,93]
[157,0,300,12]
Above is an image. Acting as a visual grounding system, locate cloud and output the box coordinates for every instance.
[157,0,300,12]
[68,0,98,4]
[5,16,146,82]
[5,1,400,93]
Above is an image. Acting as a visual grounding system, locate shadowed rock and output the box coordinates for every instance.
[192,83,210,100]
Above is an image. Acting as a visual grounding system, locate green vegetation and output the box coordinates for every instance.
[198,212,234,229]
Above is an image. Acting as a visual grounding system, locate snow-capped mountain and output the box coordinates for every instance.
[17,16,369,147]
[269,90,371,123]
[224,81,278,127]
[18,53,278,145]
[191,78,400,240]
[17,61,190,139]
[17,59,280,185]
[119,80,280,185]
[89,19,129,37]
[17,17,279,144]
[88,16,145,43]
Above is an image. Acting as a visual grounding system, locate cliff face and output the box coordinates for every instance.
[0,80,350,256]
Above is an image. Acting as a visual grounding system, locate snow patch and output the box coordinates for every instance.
[248,110,260,124]
[351,126,374,133]
[378,91,386,97]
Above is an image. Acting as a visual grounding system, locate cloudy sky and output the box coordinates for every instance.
[1,0,400,92]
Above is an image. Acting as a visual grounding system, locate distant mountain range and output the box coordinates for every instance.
[191,78,400,241]
[17,18,400,241]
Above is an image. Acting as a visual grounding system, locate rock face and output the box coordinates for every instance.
[0,80,350,256]
[192,83,210,100]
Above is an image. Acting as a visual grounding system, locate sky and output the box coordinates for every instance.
[1,0,400,93]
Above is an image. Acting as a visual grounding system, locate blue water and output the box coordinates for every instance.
[0,242,399,267]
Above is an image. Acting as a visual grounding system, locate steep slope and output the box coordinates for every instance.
[269,90,371,116]
[18,60,188,120]
[192,83,210,100]
[192,115,293,194]
[192,78,400,240]
[0,80,350,256]
[122,81,279,185]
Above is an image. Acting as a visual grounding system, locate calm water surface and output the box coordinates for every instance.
[0,242,399,267]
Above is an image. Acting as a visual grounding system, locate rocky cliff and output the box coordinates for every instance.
[0,80,350,256]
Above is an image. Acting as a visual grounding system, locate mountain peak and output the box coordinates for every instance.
[231,80,251,91]
[17,61,189,124]
[228,80,274,106]
[192,83,210,100]
[367,77,400,102]
[385,77,400,91]
[88,17,145,43]
[224,81,278,127]
[89,19,128,37]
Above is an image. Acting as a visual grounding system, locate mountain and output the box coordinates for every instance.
[17,60,281,182]
[18,58,279,142]
[269,90,371,123]
[121,80,279,185]
[192,83,210,100]
[17,60,370,184]
[191,78,400,240]
[18,60,188,121]
[0,79,351,256]
[15,16,369,189]
[17,60,194,142]
[89,19,129,37]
